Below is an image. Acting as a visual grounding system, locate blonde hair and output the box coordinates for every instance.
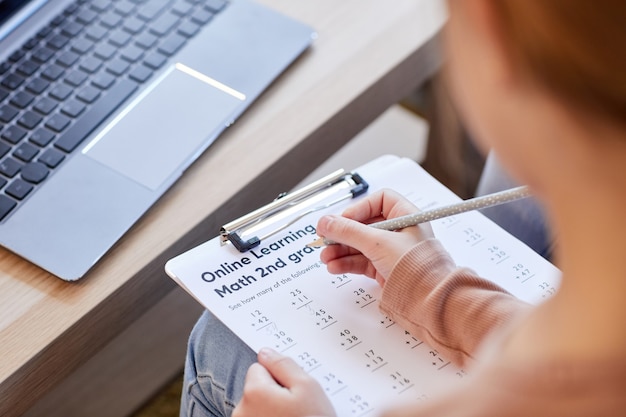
[491,1,626,126]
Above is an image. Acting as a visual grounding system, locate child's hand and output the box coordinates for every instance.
[233,348,336,417]
[316,189,434,287]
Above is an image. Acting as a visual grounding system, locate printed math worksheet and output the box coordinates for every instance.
[166,155,561,416]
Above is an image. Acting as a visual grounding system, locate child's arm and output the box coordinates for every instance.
[316,189,531,368]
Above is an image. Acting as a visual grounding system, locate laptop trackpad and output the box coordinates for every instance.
[83,64,245,190]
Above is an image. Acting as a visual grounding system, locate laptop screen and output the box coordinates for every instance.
[0,0,30,25]
[0,0,48,40]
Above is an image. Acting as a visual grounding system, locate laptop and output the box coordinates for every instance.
[0,0,315,281]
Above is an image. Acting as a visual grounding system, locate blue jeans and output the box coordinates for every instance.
[180,310,256,417]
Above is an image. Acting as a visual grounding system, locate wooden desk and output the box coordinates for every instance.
[0,1,445,416]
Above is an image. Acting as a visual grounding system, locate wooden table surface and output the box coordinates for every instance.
[0,1,445,415]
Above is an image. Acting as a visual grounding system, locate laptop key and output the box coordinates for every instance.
[6,179,33,200]
[2,125,27,144]
[143,52,166,69]
[90,0,112,13]
[100,11,123,29]
[123,17,145,34]
[23,37,40,50]
[108,29,132,47]
[0,105,19,123]
[16,60,40,76]
[106,59,130,76]
[33,97,58,115]
[49,84,73,101]
[172,0,193,16]
[0,195,17,221]
[93,43,117,61]
[17,111,43,130]
[135,31,157,49]
[80,56,103,73]
[204,0,227,13]
[54,79,138,153]
[94,43,117,60]
[76,9,98,25]
[157,33,186,56]
[29,128,56,147]
[10,91,35,108]
[1,73,25,90]
[115,1,136,17]
[71,37,95,54]
[14,142,39,162]
[8,49,25,63]
[21,161,49,184]
[138,0,170,22]
[45,114,72,132]
[32,46,55,63]
[177,20,200,38]
[149,12,179,36]
[65,70,88,87]
[92,72,115,89]
[120,45,144,63]
[41,64,65,81]
[0,157,22,177]
[191,9,213,25]
[60,20,84,37]
[25,77,50,94]
[128,65,152,83]
[64,3,80,15]
[36,24,54,39]
[61,99,87,118]
[85,24,108,41]
[50,14,67,27]
[47,33,71,50]
[0,62,11,75]
[76,85,101,103]
[0,142,10,158]
[57,50,81,67]
[38,148,65,168]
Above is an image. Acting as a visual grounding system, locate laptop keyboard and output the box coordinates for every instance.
[0,0,228,221]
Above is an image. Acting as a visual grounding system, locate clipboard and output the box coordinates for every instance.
[220,169,369,252]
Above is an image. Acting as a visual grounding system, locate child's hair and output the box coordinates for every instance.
[491,1,626,127]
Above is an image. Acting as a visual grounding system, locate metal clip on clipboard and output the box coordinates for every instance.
[220,170,369,252]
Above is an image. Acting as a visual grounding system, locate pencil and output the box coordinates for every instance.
[307,185,531,248]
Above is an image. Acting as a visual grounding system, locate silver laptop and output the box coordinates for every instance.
[0,0,314,280]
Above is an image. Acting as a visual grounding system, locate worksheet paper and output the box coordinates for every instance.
[165,155,561,416]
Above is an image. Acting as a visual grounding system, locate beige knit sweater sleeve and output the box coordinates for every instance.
[379,239,531,368]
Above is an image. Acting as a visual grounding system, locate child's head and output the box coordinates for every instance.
[444,1,626,190]
[491,2,625,127]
